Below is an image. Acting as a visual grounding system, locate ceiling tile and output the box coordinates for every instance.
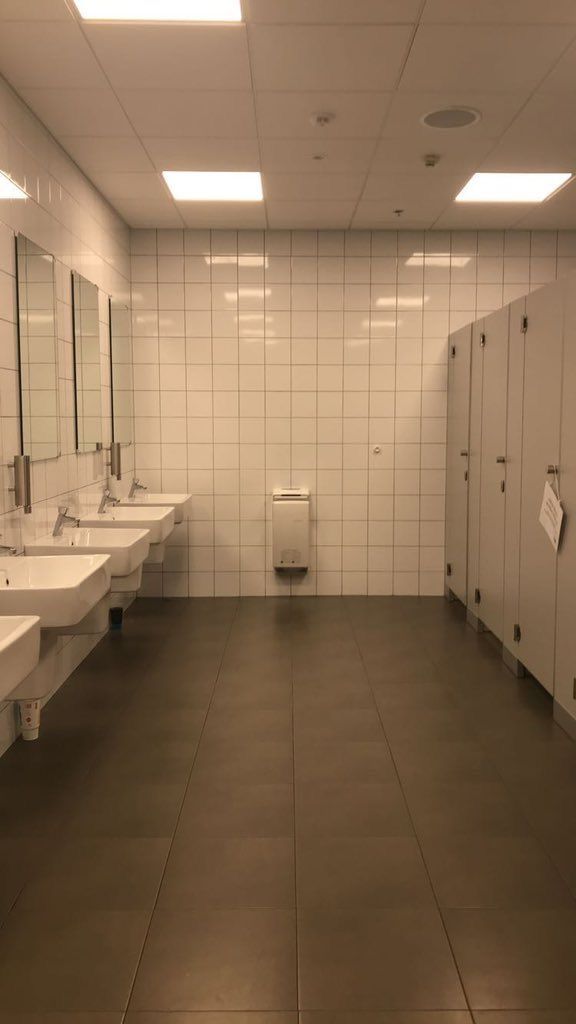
[0,1,72,18]
[179,202,266,229]
[244,0,421,23]
[0,23,107,88]
[248,25,413,91]
[422,0,576,23]
[84,24,252,91]
[479,95,576,171]
[117,90,256,138]
[381,92,528,141]
[399,25,572,93]
[60,136,155,174]
[112,197,184,229]
[142,137,260,172]
[264,173,365,201]
[351,203,438,229]
[88,172,168,201]
[260,138,376,175]
[267,200,356,228]
[432,203,531,229]
[19,87,134,137]
[371,136,495,176]
[363,173,466,207]
[255,91,390,140]
[539,39,576,93]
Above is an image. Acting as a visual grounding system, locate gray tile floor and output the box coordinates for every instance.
[0,596,576,1022]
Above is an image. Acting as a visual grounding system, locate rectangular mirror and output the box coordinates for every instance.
[109,298,134,445]
[72,271,103,453]
[16,235,60,460]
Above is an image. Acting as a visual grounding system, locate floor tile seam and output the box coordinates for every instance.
[343,599,474,1017]
[123,599,242,1014]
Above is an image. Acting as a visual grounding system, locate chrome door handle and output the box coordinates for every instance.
[460,450,468,457]
[496,456,506,464]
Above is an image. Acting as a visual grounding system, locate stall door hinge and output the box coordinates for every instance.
[480,332,486,347]
[474,588,481,604]
[513,623,522,643]
[500,480,506,493]
[521,315,528,334]
[446,562,452,577]
[450,344,456,358]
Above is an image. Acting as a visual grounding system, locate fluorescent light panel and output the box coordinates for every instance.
[163,171,263,202]
[0,171,27,200]
[73,0,241,21]
[456,172,572,203]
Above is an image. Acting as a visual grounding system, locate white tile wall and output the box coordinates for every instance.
[131,227,576,599]
[0,76,131,754]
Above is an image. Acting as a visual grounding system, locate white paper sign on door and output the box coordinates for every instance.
[539,480,564,551]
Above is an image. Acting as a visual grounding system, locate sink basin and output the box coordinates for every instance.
[0,555,111,628]
[80,506,175,544]
[117,492,191,524]
[0,615,41,701]
[25,528,151,578]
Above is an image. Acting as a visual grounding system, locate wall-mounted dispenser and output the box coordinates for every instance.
[272,488,310,571]
[9,454,32,513]
[107,442,122,480]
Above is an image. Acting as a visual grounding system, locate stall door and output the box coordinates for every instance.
[466,319,485,614]
[555,280,576,717]
[515,280,565,693]
[445,324,472,604]
[477,305,510,640]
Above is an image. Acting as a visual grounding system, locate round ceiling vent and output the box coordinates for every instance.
[421,107,481,130]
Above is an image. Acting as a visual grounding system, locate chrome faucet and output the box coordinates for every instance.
[0,537,18,555]
[98,488,120,514]
[129,477,147,498]
[52,506,80,537]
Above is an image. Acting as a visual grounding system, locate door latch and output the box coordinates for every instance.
[513,623,522,643]
[474,588,481,605]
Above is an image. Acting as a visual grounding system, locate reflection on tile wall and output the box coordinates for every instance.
[131,226,576,599]
[0,76,131,753]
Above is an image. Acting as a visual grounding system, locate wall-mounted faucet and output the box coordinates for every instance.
[52,506,80,537]
[98,488,120,514]
[0,535,18,555]
[128,477,147,498]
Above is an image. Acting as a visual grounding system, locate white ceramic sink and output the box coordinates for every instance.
[0,615,41,701]
[25,528,151,578]
[117,492,191,524]
[0,555,111,628]
[80,506,175,544]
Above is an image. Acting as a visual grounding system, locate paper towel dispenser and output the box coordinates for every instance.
[272,488,310,571]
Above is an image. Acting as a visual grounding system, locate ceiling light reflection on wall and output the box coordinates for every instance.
[406,253,470,268]
[73,0,242,21]
[163,171,263,201]
[0,171,27,199]
[456,173,572,203]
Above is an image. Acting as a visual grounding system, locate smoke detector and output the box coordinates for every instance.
[310,112,335,128]
[421,107,481,130]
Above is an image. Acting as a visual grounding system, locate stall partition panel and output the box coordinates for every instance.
[445,324,472,604]
[477,305,510,641]
[466,320,485,616]
[555,281,576,718]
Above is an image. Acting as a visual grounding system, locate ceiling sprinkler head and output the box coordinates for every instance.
[310,112,334,128]
[312,153,326,161]
[424,153,440,168]
[394,208,404,217]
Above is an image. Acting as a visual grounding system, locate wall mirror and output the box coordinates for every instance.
[109,298,133,445]
[16,235,60,460]
[72,271,103,453]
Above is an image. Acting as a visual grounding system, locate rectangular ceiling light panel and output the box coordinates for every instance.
[163,171,263,201]
[0,171,27,200]
[73,0,242,21]
[456,172,572,203]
